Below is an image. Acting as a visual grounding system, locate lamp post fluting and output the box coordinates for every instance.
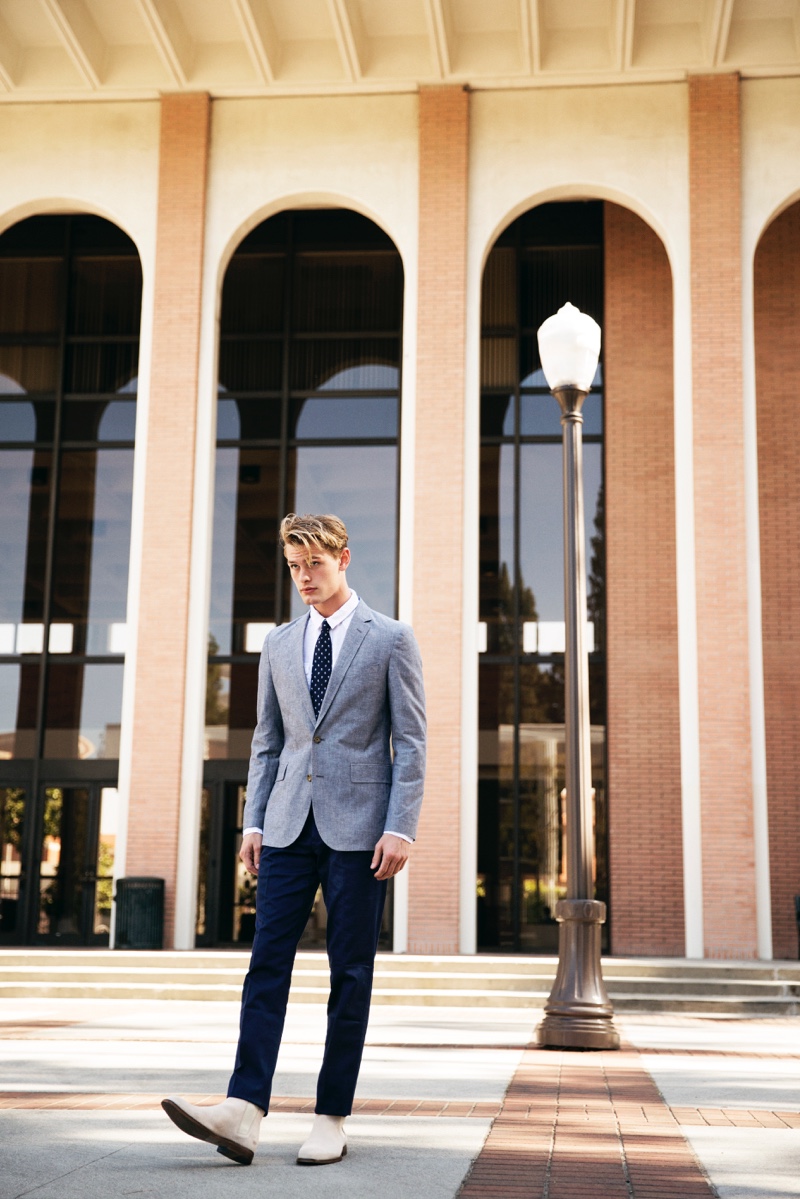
[534,303,619,1051]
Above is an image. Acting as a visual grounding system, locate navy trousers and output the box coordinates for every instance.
[227,810,388,1116]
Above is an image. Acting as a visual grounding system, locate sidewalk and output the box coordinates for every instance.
[1,996,798,1198]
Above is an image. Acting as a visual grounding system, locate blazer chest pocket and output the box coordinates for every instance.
[350,762,392,784]
[275,763,287,782]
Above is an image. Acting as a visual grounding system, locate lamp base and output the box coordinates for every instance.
[535,899,620,1051]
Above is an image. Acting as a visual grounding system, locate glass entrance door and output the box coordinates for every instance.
[196,781,258,947]
[36,784,117,944]
[0,786,26,941]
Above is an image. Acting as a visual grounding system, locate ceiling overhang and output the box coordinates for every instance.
[0,0,798,102]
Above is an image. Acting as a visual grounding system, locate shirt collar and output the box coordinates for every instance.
[308,590,359,632]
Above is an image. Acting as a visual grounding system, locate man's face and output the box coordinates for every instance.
[285,542,351,612]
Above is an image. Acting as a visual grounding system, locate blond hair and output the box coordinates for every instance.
[279,513,349,562]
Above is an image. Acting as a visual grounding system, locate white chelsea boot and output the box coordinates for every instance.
[162,1095,263,1165]
[296,1114,347,1165]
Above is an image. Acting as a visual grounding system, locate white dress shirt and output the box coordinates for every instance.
[303,588,360,682]
[244,590,412,843]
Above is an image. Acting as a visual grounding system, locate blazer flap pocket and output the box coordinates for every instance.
[350,761,392,784]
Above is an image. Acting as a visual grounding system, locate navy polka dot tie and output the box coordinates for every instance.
[310,619,332,718]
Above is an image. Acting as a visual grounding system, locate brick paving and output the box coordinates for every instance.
[457,1046,722,1199]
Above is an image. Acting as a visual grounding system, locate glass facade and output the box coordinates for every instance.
[0,215,140,944]
[478,202,608,952]
[201,209,402,948]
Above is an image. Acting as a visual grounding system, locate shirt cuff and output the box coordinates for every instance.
[242,827,263,838]
[384,830,414,843]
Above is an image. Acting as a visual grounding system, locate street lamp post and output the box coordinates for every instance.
[534,303,620,1051]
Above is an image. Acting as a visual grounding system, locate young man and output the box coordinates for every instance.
[163,513,426,1166]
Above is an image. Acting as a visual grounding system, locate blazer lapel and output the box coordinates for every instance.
[288,613,316,726]
[315,603,372,726]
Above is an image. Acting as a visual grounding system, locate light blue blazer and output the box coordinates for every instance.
[242,600,426,851]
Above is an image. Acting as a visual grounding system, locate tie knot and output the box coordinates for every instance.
[321,620,330,633]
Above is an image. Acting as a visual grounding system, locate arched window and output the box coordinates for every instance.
[199,209,402,947]
[0,214,142,945]
[478,201,607,953]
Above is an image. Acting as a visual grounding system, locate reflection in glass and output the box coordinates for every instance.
[60,400,136,442]
[0,787,25,934]
[479,444,516,653]
[0,258,61,335]
[205,661,258,760]
[0,402,36,440]
[0,664,38,758]
[287,445,397,619]
[290,396,397,440]
[196,787,211,939]
[38,786,89,939]
[209,448,280,656]
[49,450,133,654]
[291,341,399,392]
[0,345,59,394]
[69,258,142,336]
[221,256,285,334]
[291,252,402,333]
[518,391,603,437]
[65,343,139,395]
[518,443,602,623]
[43,663,124,759]
[218,341,282,393]
[480,394,513,439]
[93,788,117,936]
[0,450,50,627]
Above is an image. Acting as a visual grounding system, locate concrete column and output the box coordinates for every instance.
[689,74,757,958]
[408,85,469,954]
[123,93,210,946]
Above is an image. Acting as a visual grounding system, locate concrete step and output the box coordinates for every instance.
[2,964,797,1000]
[2,950,798,1013]
[0,979,797,1014]
[2,949,799,981]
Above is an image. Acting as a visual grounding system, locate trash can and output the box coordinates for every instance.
[114,877,164,950]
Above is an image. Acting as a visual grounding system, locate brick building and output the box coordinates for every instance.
[0,2,798,962]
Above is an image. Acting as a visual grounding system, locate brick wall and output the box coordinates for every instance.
[604,202,685,955]
[408,86,469,953]
[689,74,757,958]
[754,200,800,960]
[124,94,210,944]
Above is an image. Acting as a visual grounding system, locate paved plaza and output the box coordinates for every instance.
[1,994,799,1198]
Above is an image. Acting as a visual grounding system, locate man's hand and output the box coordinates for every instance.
[240,831,263,875]
[371,834,410,880]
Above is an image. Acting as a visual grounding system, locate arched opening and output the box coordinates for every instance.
[754,198,800,960]
[477,201,606,953]
[198,208,403,949]
[0,214,143,946]
[477,199,681,956]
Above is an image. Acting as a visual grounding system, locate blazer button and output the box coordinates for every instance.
[313,736,321,743]
[307,774,312,782]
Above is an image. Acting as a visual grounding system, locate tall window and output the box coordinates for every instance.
[478,202,607,952]
[198,209,402,947]
[206,210,402,760]
[0,215,141,944]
